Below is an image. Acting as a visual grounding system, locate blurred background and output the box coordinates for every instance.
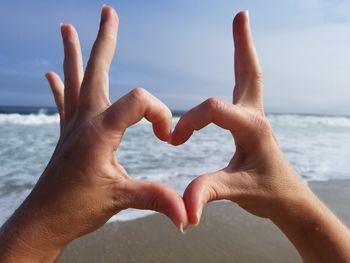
[1,0,350,114]
[1,0,350,224]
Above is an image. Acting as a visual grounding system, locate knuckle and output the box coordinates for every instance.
[194,175,219,202]
[244,70,264,88]
[207,184,221,202]
[156,107,172,124]
[241,69,263,82]
[129,87,148,102]
[157,101,172,119]
[146,193,159,212]
[253,72,264,88]
[83,67,109,90]
[110,180,133,211]
[164,107,172,119]
[205,97,226,112]
[249,115,271,136]
[100,29,117,44]
[253,70,263,82]
[84,65,108,78]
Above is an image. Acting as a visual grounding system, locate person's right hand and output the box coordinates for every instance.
[0,6,187,263]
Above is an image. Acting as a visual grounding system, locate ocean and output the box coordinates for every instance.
[1,106,350,224]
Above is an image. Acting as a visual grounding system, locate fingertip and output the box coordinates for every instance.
[126,179,189,233]
[60,23,68,39]
[45,71,54,90]
[170,130,188,146]
[170,120,193,146]
[45,71,59,85]
[61,23,79,41]
[233,10,250,33]
[195,205,203,226]
[183,179,205,225]
[152,122,172,142]
[101,4,119,26]
[175,196,190,234]
[233,10,249,23]
[245,10,250,21]
[45,71,52,80]
[151,104,173,142]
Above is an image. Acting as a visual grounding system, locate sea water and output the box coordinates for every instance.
[1,109,350,224]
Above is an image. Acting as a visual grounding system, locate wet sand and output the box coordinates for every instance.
[61,180,350,263]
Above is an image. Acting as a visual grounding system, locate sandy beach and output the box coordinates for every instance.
[60,180,350,262]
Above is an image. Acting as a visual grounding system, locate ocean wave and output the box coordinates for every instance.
[0,113,59,125]
[268,114,350,128]
[1,112,350,224]
[0,113,181,126]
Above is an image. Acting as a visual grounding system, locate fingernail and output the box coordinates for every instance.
[101,4,110,23]
[245,10,250,21]
[194,206,203,226]
[179,223,188,234]
[60,23,68,39]
[44,72,50,80]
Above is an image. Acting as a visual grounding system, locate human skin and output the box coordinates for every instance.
[1,6,350,263]
[0,6,188,263]
[171,11,350,262]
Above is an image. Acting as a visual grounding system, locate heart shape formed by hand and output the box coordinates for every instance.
[43,7,272,242]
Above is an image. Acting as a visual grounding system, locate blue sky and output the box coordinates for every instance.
[1,0,350,114]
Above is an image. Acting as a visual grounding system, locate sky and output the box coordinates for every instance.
[0,0,350,115]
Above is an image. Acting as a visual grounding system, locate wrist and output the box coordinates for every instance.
[270,185,319,228]
[270,185,350,261]
[0,224,62,263]
[0,198,66,262]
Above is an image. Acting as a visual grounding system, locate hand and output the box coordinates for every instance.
[172,11,350,262]
[0,6,187,262]
[172,10,308,225]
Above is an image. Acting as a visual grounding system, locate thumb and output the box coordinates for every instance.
[124,179,189,233]
[183,170,237,225]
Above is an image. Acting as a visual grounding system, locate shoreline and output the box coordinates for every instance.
[60,180,350,262]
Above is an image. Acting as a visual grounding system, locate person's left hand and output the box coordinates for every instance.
[0,6,188,262]
[170,11,308,226]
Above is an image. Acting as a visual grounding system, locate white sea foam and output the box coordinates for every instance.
[0,113,59,125]
[0,113,350,224]
[268,114,350,128]
[0,114,179,126]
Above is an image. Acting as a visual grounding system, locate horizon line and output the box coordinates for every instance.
[0,105,349,118]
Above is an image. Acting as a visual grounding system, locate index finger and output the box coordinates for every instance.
[171,98,249,145]
[100,88,173,143]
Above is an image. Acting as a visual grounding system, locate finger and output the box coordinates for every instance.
[100,87,172,143]
[45,72,65,129]
[233,11,263,109]
[61,23,84,122]
[79,5,119,115]
[171,98,248,145]
[124,179,189,233]
[183,169,242,225]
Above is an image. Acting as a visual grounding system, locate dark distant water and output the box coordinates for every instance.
[0,106,185,117]
[1,106,350,223]
[0,106,57,115]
